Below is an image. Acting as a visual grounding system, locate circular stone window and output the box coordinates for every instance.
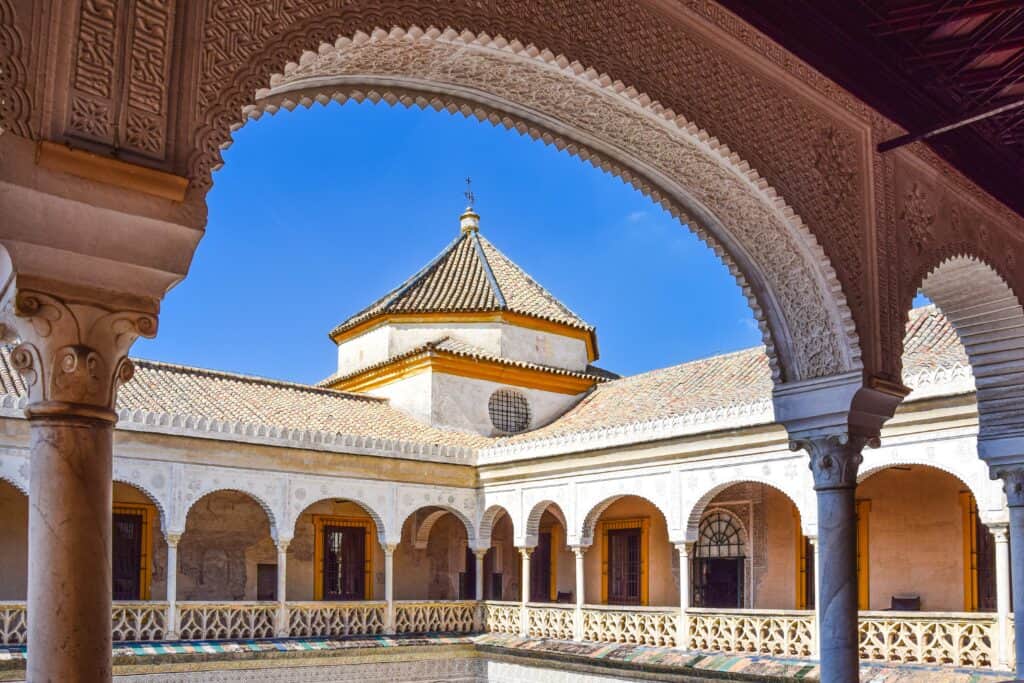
[488,388,531,434]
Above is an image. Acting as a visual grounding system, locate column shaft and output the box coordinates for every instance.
[520,548,531,636]
[572,546,586,641]
[276,542,289,637]
[384,546,395,634]
[166,536,179,640]
[676,543,691,649]
[815,483,858,682]
[811,536,821,658]
[1010,505,1024,673]
[27,415,113,683]
[475,551,486,601]
[992,526,1011,670]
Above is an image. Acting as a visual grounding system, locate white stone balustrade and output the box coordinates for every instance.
[525,603,575,640]
[287,601,387,637]
[858,611,997,669]
[176,602,278,640]
[0,602,26,645]
[687,608,815,657]
[111,601,168,642]
[580,605,678,647]
[482,600,522,634]
[393,600,477,633]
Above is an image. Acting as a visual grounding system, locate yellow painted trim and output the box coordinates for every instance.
[959,491,979,612]
[36,141,189,202]
[327,350,596,395]
[794,508,807,610]
[856,500,871,610]
[597,517,649,606]
[112,503,154,601]
[330,311,598,362]
[312,515,376,601]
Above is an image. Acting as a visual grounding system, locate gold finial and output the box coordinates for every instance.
[460,176,480,233]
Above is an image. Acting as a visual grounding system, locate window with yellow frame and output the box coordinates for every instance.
[313,515,375,601]
[598,518,649,605]
[112,503,155,601]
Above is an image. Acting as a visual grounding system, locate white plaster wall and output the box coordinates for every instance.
[366,371,434,425]
[336,326,392,375]
[430,372,584,436]
[335,321,589,377]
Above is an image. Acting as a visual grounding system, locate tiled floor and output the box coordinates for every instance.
[0,634,1015,682]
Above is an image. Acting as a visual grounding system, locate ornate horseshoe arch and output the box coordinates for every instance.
[237,27,861,385]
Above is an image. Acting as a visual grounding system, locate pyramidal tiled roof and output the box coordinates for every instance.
[329,229,593,338]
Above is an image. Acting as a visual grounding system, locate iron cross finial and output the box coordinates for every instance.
[464,176,475,206]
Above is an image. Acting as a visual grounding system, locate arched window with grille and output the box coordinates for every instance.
[692,510,746,608]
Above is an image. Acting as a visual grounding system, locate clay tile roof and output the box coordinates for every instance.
[329,230,593,338]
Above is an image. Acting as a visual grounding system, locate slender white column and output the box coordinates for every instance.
[276,538,290,637]
[474,548,488,631]
[571,545,587,641]
[519,547,532,636]
[810,536,820,658]
[996,467,1024,676]
[990,524,1011,670]
[384,544,396,634]
[165,533,181,640]
[675,542,692,649]
[793,434,869,683]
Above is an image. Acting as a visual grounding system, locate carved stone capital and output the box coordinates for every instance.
[674,542,694,558]
[382,543,398,556]
[517,546,534,560]
[995,466,1024,508]
[276,538,291,553]
[791,433,873,491]
[165,532,182,549]
[474,548,489,560]
[987,523,1009,543]
[0,287,156,421]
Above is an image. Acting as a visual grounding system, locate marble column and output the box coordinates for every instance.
[675,542,692,649]
[793,434,869,683]
[474,548,488,631]
[810,536,820,658]
[996,468,1024,676]
[989,523,1011,670]
[571,545,587,641]
[2,287,156,683]
[165,533,181,640]
[519,546,532,636]
[276,538,290,637]
[384,544,396,634]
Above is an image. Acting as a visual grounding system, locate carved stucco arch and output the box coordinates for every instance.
[696,506,750,556]
[398,504,475,549]
[579,494,671,548]
[523,500,567,548]
[478,504,513,549]
[858,453,1006,526]
[289,495,389,547]
[112,477,170,533]
[224,26,860,385]
[179,487,280,541]
[683,476,815,542]
[909,254,1024,462]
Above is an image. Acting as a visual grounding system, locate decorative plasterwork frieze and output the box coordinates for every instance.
[0,0,31,138]
[250,27,862,385]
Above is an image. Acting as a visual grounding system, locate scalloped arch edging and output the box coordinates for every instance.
[683,477,813,542]
[237,25,862,385]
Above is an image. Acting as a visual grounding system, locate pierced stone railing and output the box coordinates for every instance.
[176,601,277,640]
[393,600,476,633]
[525,603,575,640]
[859,611,996,669]
[687,608,814,657]
[581,605,677,647]
[287,601,386,637]
[0,602,26,645]
[482,600,521,635]
[112,601,168,642]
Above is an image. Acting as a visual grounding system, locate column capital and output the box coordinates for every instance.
[0,283,157,421]
[165,532,182,548]
[987,522,1010,543]
[473,548,489,560]
[517,546,534,559]
[790,433,873,491]
[995,466,1024,508]
[569,544,589,558]
[382,542,398,556]
[276,537,292,553]
[673,541,694,556]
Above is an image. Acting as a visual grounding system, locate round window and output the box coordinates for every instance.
[488,389,531,434]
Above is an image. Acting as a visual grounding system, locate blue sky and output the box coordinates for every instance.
[134,102,763,384]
